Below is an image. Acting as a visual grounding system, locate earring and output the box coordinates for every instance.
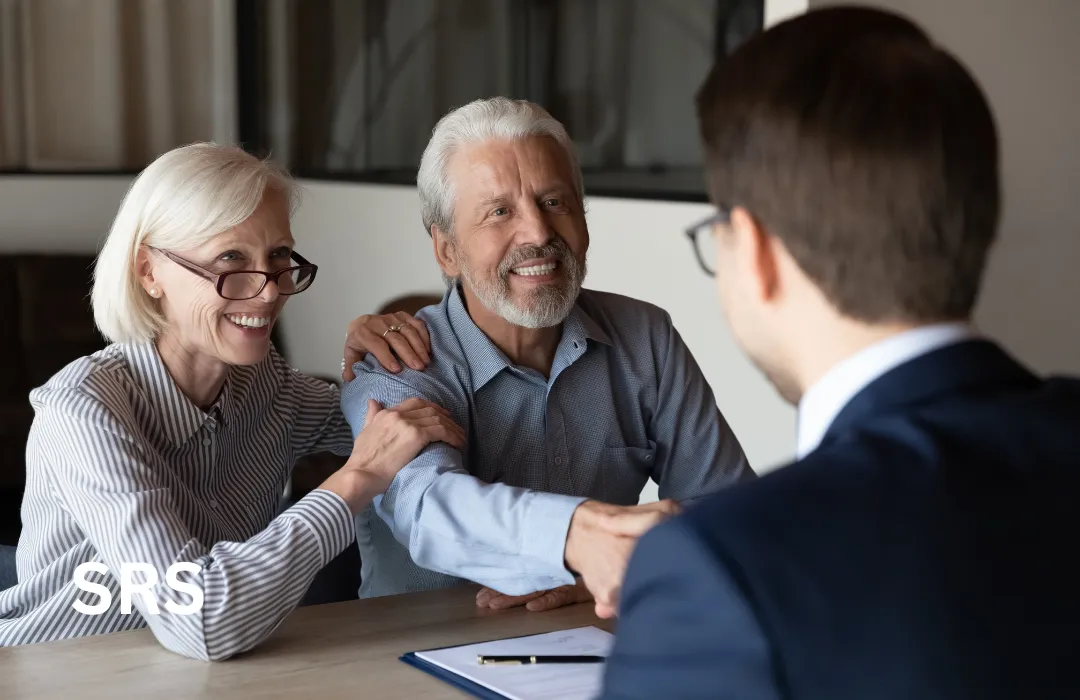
[149,288,159,298]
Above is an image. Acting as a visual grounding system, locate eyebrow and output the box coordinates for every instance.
[210,241,295,258]
[474,195,508,213]
[474,186,570,210]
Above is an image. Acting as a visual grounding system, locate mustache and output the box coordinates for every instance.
[497,239,575,278]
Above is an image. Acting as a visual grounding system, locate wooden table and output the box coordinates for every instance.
[0,586,614,699]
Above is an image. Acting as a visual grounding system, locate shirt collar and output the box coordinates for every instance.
[121,342,230,446]
[796,322,977,459]
[445,285,611,390]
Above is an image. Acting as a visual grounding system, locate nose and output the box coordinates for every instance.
[257,276,280,303]
[515,201,553,247]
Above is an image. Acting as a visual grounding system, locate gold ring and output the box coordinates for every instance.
[382,324,403,337]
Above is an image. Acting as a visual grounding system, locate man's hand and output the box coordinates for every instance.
[476,579,593,613]
[564,500,680,618]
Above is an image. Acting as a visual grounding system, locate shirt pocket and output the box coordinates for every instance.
[600,441,657,505]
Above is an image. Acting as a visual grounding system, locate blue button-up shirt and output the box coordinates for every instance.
[341,286,751,598]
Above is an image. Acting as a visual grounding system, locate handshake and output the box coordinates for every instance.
[475,499,680,619]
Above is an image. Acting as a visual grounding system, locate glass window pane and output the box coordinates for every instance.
[244,0,764,200]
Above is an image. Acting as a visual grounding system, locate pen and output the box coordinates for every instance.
[477,655,605,665]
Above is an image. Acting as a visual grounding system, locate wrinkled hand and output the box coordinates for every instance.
[320,398,464,513]
[475,579,593,613]
[342,312,431,380]
[564,499,680,618]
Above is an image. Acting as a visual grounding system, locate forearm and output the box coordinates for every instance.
[135,490,354,661]
[386,471,585,595]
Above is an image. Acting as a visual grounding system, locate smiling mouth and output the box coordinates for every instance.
[511,261,558,277]
[224,313,272,329]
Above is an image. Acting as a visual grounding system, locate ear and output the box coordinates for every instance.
[135,246,162,298]
[730,207,780,304]
[432,226,461,280]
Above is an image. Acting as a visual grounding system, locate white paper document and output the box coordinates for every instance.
[414,626,615,700]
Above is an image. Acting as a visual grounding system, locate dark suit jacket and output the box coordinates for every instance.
[601,340,1080,699]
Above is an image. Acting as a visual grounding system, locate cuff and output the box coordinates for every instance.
[285,489,356,567]
[521,492,588,585]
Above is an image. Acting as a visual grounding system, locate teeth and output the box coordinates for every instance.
[513,262,557,276]
[225,314,270,329]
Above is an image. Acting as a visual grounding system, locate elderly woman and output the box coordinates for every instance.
[0,143,458,660]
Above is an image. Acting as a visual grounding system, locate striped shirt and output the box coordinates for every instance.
[0,342,355,659]
[344,286,752,599]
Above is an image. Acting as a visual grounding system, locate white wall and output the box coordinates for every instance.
[0,176,130,252]
[808,0,1080,376]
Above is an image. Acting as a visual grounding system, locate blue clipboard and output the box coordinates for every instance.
[400,651,509,700]
[400,626,610,699]
[399,628,574,700]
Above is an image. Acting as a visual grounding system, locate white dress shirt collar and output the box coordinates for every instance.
[796,322,977,459]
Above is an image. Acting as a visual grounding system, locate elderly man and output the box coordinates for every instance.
[341,97,750,616]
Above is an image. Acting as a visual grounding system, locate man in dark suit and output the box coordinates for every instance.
[601,6,1080,700]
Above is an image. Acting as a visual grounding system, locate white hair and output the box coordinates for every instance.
[91,142,298,345]
[416,97,585,238]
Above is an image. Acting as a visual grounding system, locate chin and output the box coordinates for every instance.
[231,346,271,366]
[216,341,270,367]
[218,318,274,365]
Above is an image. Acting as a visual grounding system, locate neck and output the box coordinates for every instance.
[460,285,561,376]
[155,332,229,411]
[792,318,930,399]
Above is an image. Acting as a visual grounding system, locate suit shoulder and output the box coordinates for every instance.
[634,510,721,572]
[680,446,875,537]
[1044,375,1080,401]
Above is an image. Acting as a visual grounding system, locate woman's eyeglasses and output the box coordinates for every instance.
[684,209,730,277]
[152,248,318,300]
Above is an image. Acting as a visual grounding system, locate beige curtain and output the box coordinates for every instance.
[0,0,25,168]
[0,0,235,171]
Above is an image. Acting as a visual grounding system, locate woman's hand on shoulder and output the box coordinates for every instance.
[319,398,464,513]
[342,312,431,381]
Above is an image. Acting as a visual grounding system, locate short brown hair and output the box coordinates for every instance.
[696,7,1000,323]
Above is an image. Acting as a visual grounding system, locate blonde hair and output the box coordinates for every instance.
[92,143,298,344]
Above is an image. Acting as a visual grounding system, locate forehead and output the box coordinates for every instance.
[197,188,294,250]
[449,136,576,199]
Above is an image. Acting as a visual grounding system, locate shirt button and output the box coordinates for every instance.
[202,438,212,447]
[644,454,653,462]
[209,499,219,509]
[554,456,563,465]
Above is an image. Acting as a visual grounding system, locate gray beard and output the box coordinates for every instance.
[459,251,586,329]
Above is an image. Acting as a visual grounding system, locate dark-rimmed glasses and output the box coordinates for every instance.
[152,248,318,300]
[684,209,730,277]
